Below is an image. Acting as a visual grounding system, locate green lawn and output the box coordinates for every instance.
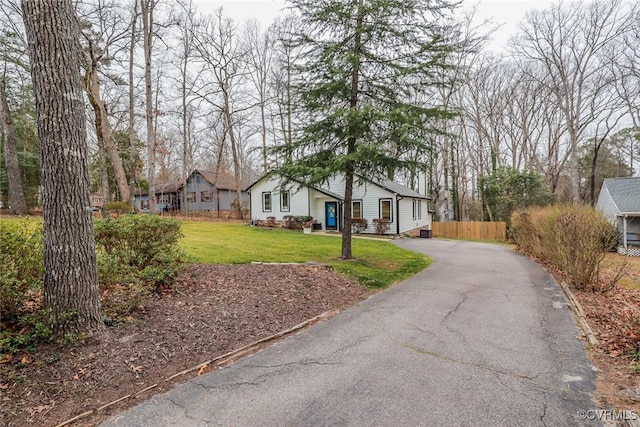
[180,221,430,288]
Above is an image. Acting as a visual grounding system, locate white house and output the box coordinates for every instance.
[596,177,640,256]
[246,173,432,235]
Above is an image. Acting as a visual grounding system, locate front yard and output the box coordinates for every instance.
[179,221,430,288]
[1,219,429,426]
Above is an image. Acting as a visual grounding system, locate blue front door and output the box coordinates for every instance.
[325,201,338,230]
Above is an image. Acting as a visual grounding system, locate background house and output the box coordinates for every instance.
[134,169,249,217]
[247,173,432,235]
[596,177,640,256]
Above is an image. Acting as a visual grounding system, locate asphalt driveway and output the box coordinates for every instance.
[103,238,599,426]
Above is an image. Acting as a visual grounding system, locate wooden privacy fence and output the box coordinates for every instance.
[431,221,507,241]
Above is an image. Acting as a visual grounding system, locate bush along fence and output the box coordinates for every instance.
[510,205,618,290]
[432,221,507,241]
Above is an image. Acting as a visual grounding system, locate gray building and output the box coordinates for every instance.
[596,177,640,256]
[134,170,249,216]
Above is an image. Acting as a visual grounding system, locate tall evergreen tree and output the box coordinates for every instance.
[272,0,458,259]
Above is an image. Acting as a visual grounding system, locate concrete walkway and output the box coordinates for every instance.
[103,238,600,426]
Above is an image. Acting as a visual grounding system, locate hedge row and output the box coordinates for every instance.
[511,205,618,290]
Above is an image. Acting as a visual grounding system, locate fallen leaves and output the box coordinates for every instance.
[197,364,211,376]
[1,263,364,427]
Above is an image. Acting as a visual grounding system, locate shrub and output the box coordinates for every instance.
[283,215,299,229]
[0,310,51,354]
[296,215,313,224]
[95,215,184,292]
[103,201,133,216]
[511,205,618,290]
[0,219,44,322]
[373,218,390,235]
[352,218,368,233]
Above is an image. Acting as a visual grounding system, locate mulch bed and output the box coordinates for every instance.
[0,264,366,427]
[553,253,640,411]
[573,283,640,411]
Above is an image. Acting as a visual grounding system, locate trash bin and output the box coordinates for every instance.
[419,229,432,238]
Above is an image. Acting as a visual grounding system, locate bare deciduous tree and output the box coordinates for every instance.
[0,76,28,214]
[194,9,248,216]
[79,0,131,204]
[141,0,157,213]
[511,0,637,203]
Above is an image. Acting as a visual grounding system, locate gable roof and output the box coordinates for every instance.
[135,169,247,196]
[247,172,429,200]
[373,177,429,199]
[603,177,640,213]
[197,169,247,191]
[156,180,182,194]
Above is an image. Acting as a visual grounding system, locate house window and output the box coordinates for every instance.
[280,190,290,211]
[141,199,149,210]
[159,195,169,204]
[412,200,417,220]
[380,199,392,221]
[417,200,422,219]
[186,192,196,203]
[201,191,213,202]
[262,192,272,212]
[352,200,362,218]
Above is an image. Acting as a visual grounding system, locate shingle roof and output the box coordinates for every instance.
[156,181,182,194]
[604,177,640,213]
[247,172,429,200]
[134,180,182,196]
[374,178,429,199]
[198,170,247,191]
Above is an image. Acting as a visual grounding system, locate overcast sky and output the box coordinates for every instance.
[193,0,556,53]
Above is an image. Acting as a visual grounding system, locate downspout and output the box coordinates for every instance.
[248,189,252,224]
[624,215,628,252]
[216,187,221,218]
[396,195,402,235]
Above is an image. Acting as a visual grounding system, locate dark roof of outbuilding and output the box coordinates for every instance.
[135,169,248,196]
[197,169,248,191]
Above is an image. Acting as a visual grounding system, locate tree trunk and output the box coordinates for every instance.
[141,0,156,213]
[589,142,601,206]
[0,78,28,214]
[181,30,190,216]
[568,126,580,204]
[128,0,138,209]
[21,0,105,338]
[97,128,111,219]
[224,105,243,219]
[260,99,268,173]
[341,0,364,260]
[84,62,130,202]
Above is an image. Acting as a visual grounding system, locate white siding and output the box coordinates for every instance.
[249,176,310,221]
[595,183,620,223]
[310,191,339,229]
[250,173,432,234]
[325,175,397,234]
[397,198,431,234]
